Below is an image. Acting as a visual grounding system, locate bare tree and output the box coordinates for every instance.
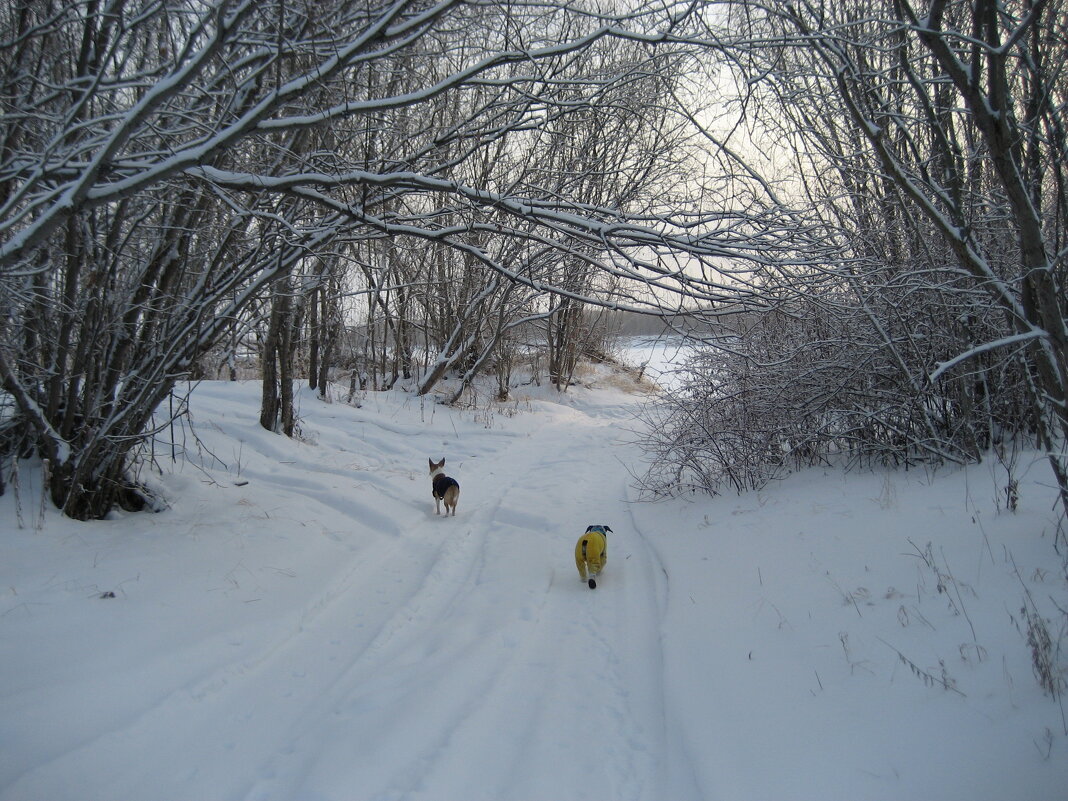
[640,0,1068,524]
[2,0,819,518]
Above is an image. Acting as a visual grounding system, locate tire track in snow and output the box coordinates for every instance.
[358,398,676,801]
[1,433,497,801]
[621,489,705,799]
[3,491,486,800]
[238,458,564,799]
[238,395,675,801]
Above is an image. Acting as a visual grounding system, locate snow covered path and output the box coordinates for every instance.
[232,390,683,801]
[0,382,691,801]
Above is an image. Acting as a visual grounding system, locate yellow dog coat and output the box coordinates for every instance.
[575,525,611,588]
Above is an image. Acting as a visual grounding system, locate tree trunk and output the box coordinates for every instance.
[260,289,287,432]
[309,283,320,392]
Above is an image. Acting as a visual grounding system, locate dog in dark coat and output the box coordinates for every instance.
[428,458,460,516]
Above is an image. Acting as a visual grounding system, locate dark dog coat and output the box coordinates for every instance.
[432,474,459,502]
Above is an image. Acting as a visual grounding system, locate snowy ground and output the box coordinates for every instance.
[1,358,1066,801]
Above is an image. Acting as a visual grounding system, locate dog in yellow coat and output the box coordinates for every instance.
[575,525,612,589]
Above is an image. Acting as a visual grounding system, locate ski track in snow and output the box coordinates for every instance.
[1,386,691,801]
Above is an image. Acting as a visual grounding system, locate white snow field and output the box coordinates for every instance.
[1,363,1066,801]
